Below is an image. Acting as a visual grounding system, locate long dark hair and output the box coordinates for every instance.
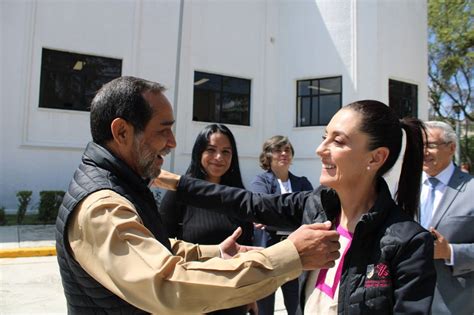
[186,124,245,189]
[346,100,425,217]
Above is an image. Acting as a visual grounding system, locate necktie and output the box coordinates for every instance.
[420,177,439,229]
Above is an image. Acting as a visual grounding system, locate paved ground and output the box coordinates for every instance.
[0,225,287,314]
[1,256,66,314]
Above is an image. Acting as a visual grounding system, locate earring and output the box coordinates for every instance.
[367,166,370,171]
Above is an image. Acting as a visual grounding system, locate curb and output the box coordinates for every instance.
[0,246,56,258]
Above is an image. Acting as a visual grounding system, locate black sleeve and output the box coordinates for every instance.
[158,190,184,238]
[301,176,314,191]
[392,229,436,314]
[176,175,312,228]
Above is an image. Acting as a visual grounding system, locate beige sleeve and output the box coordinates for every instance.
[169,238,221,261]
[69,190,302,315]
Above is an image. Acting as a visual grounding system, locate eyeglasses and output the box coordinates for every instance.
[423,142,451,149]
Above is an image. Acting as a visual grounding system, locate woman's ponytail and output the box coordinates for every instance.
[397,118,426,217]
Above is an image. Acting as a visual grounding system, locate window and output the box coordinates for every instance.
[389,79,418,118]
[39,48,122,111]
[296,76,342,126]
[193,71,251,126]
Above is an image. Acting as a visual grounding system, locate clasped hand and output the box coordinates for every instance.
[288,221,341,270]
[430,227,452,260]
[219,227,262,259]
[216,221,341,270]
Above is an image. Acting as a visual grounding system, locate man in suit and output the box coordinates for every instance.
[421,121,474,315]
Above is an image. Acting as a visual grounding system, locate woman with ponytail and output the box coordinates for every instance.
[302,100,435,314]
[154,100,436,314]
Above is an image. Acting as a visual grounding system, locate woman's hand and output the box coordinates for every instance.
[151,169,181,191]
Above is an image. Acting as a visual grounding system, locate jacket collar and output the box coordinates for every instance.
[422,162,455,187]
[82,142,151,193]
[265,170,300,192]
[430,167,471,228]
[320,178,396,237]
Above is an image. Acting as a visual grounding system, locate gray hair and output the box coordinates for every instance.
[425,121,457,144]
[90,76,167,145]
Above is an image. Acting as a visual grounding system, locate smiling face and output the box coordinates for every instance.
[423,127,455,177]
[270,144,293,172]
[130,91,176,179]
[200,132,233,183]
[316,108,374,191]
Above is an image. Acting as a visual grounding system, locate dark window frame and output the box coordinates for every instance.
[388,79,418,118]
[39,48,122,112]
[296,76,342,127]
[193,71,251,126]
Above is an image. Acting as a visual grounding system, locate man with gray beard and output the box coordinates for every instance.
[55,76,340,314]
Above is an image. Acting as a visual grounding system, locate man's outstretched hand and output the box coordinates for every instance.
[220,222,340,267]
[219,227,262,259]
[288,221,340,270]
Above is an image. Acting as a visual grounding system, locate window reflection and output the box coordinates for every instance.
[389,79,418,118]
[193,71,251,126]
[39,48,122,112]
[296,76,342,126]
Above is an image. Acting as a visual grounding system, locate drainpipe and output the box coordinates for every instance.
[170,0,185,172]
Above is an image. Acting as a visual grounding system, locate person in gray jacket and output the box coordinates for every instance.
[420,121,474,315]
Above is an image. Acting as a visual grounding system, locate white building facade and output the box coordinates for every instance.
[1,0,428,211]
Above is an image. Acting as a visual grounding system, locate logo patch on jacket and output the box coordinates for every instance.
[365,263,391,288]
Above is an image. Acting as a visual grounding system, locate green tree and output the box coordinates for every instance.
[428,0,474,165]
[428,0,473,121]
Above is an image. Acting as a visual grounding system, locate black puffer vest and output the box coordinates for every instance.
[56,142,171,314]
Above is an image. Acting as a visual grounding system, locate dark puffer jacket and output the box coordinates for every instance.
[175,176,436,314]
[56,142,170,314]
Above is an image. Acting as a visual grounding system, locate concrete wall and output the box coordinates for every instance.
[0,0,427,210]
[1,0,181,210]
[172,0,269,187]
